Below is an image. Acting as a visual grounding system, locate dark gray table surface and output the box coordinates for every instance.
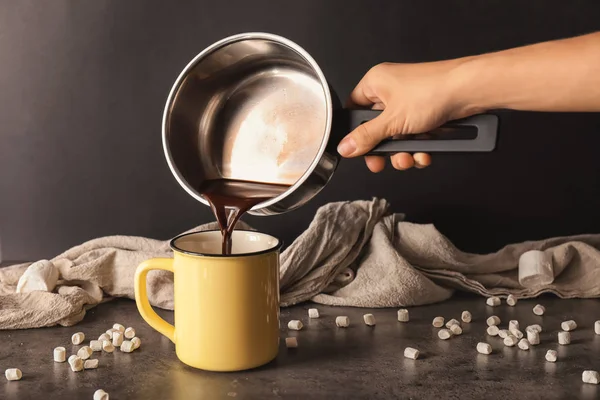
[1,293,600,400]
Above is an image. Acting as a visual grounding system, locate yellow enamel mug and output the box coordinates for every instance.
[134,230,282,372]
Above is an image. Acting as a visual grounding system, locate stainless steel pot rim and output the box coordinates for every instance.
[161,32,333,211]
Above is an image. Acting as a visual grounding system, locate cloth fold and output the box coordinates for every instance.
[2,198,600,330]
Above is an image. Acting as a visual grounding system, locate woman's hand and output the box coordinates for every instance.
[337,61,476,172]
[338,32,600,173]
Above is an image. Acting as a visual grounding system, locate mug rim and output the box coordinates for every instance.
[170,229,283,258]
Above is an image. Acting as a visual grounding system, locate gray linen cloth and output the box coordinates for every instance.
[1,198,599,329]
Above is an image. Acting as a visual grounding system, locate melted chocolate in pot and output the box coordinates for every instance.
[197,179,289,254]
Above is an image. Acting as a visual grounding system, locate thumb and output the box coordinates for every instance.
[337,112,392,157]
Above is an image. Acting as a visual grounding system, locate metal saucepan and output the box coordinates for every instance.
[162,32,498,216]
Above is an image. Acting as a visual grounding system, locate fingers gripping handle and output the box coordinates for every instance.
[345,110,499,154]
[134,258,175,343]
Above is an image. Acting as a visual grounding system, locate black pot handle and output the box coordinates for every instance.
[346,110,499,155]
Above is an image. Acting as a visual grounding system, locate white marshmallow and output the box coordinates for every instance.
[69,356,84,372]
[124,327,136,339]
[363,314,376,326]
[84,359,99,369]
[308,308,319,319]
[90,340,102,352]
[561,320,577,331]
[486,326,499,336]
[503,335,518,347]
[476,342,492,355]
[112,324,125,333]
[533,304,545,316]
[558,331,571,345]
[518,339,530,350]
[449,324,462,335]
[432,317,445,328]
[404,347,419,360]
[77,346,93,360]
[509,320,519,331]
[446,319,460,328]
[438,329,452,340]
[285,337,298,348]
[461,311,472,323]
[498,329,510,339]
[519,250,554,287]
[120,341,135,353]
[94,389,110,400]
[526,324,543,334]
[582,370,600,385]
[53,347,66,363]
[595,321,600,335]
[98,334,111,342]
[131,337,141,350]
[545,350,557,362]
[486,316,501,327]
[71,332,85,345]
[506,294,517,306]
[16,260,59,294]
[510,328,523,340]
[486,296,501,307]
[102,341,115,353]
[527,330,540,345]
[5,368,22,381]
[397,309,409,322]
[335,316,349,328]
[112,332,123,347]
[288,320,303,331]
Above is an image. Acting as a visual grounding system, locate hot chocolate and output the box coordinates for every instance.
[197,179,290,254]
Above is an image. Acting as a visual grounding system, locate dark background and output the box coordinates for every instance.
[2,1,600,261]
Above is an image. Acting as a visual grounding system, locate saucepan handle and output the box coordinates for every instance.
[345,110,499,155]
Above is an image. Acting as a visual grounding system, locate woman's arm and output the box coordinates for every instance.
[338,32,600,172]
[455,31,600,115]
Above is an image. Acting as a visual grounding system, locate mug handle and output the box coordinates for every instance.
[134,258,176,343]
